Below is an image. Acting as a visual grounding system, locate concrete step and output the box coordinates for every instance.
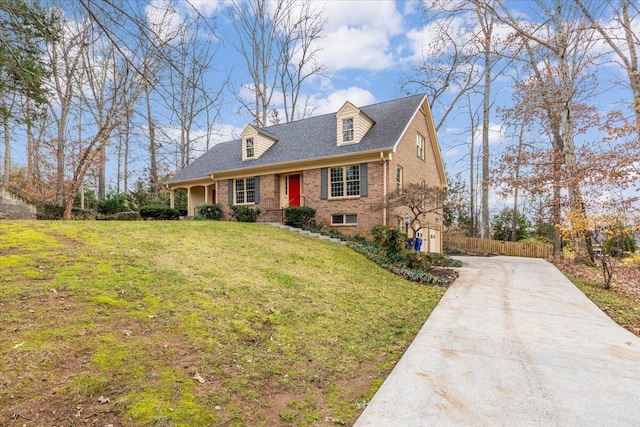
[261,223,348,246]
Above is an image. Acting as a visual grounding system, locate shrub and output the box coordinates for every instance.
[603,232,638,257]
[371,224,389,245]
[96,193,130,215]
[195,203,223,220]
[284,206,316,228]
[37,203,64,220]
[139,204,180,220]
[108,211,140,221]
[71,208,95,220]
[621,253,640,268]
[230,205,261,222]
[348,241,446,286]
[382,227,406,262]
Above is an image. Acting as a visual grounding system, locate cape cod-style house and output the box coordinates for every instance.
[167,94,447,252]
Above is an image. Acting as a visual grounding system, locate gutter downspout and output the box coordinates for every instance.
[381,151,390,225]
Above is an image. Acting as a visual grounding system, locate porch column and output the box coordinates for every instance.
[187,187,192,217]
[169,189,175,209]
[205,185,209,204]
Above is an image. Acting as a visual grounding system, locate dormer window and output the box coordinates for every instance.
[246,138,255,158]
[342,118,354,143]
[335,101,374,146]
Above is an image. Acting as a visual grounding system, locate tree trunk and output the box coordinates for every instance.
[146,85,159,196]
[2,110,10,186]
[481,33,492,239]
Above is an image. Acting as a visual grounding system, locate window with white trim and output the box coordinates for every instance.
[417,132,425,159]
[245,138,254,158]
[235,177,256,204]
[331,214,357,225]
[396,166,403,191]
[342,118,354,143]
[330,165,360,198]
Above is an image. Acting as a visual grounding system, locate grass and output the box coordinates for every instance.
[564,273,640,336]
[0,220,445,426]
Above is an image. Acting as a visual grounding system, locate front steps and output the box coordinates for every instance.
[263,222,348,245]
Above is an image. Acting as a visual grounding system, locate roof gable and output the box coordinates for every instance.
[240,124,277,161]
[335,101,375,145]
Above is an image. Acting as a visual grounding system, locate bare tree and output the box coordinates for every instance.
[228,0,325,126]
[382,183,448,240]
[45,11,87,204]
[573,0,640,140]
[477,0,600,260]
[399,7,482,132]
[164,14,224,169]
[277,1,326,122]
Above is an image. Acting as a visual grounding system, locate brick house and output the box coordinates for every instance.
[167,94,447,252]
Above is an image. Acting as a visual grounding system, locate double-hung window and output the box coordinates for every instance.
[330,165,360,198]
[245,138,254,158]
[417,132,425,159]
[396,166,403,191]
[342,118,354,143]
[235,177,256,204]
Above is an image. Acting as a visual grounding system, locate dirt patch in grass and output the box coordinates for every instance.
[1,221,447,426]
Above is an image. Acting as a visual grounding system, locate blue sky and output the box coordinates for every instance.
[103,0,640,212]
[9,0,638,215]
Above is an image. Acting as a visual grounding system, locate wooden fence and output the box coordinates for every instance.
[443,234,552,259]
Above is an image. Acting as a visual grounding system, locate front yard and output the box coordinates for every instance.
[0,221,445,426]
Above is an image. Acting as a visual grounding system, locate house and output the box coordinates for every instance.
[167,94,447,252]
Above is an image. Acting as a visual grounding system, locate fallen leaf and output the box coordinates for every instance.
[98,396,110,404]
[13,342,25,349]
[193,372,205,384]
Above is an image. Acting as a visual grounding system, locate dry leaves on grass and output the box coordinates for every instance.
[553,258,640,303]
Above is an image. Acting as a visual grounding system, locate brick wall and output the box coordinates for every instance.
[0,187,37,219]
[302,163,385,237]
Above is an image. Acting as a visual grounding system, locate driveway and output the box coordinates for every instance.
[354,256,640,426]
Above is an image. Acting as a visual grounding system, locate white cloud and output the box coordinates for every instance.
[146,0,184,44]
[472,123,506,145]
[181,0,226,17]
[316,26,395,71]
[313,0,404,72]
[310,87,377,114]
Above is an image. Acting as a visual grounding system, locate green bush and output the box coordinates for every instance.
[284,206,316,228]
[603,232,638,257]
[71,208,95,220]
[196,203,223,220]
[96,193,130,215]
[139,204,180,220]
[348,241,446,286]
[37,203,64,220]
[230,205,261,222]
[106,211,140,221]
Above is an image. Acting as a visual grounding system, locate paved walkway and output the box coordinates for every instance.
[354,256,640,426]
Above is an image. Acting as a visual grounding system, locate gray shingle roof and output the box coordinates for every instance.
[169,94,426,183]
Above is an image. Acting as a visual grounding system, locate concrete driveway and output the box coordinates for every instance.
[354,256,640,426]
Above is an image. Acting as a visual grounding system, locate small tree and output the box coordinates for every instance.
[492,208,529,241]
[561,209,639,289]
[382,183,447,240]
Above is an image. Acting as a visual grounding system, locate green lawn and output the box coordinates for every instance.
[0,221,445,426]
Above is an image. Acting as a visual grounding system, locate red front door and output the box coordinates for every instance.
[288,175,301,206]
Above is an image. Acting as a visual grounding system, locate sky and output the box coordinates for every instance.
[8,0,639,216]
[160,0,487,177]
[194,0,428,133]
